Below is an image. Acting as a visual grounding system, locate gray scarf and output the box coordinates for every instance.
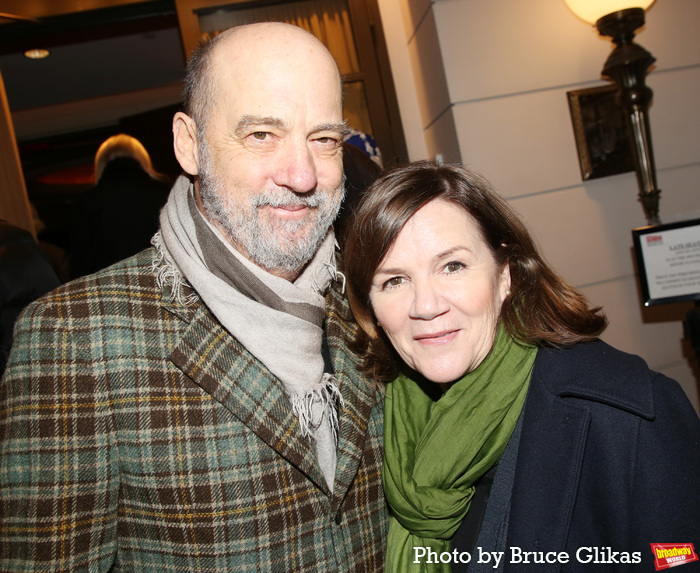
[153,175,344,491]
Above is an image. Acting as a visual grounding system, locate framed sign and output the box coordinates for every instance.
[567,84,635,181]
[632,218,700,306]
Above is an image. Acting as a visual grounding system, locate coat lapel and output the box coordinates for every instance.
[505,369,591,572]
[169,304,329,492]
[324,288,378,505]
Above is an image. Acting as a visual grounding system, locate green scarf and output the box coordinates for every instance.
[383,326,537,572]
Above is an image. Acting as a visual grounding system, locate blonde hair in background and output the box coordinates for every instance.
[94,134,169,184]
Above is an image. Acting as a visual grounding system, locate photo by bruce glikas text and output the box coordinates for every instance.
[413,546,642,567]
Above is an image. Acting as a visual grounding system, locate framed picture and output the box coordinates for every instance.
[567,84,635,181]
[632,218,700,306]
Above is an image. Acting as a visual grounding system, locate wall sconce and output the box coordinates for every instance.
[565,0,661,226]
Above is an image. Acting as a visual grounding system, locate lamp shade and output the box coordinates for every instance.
[564,0,655,25]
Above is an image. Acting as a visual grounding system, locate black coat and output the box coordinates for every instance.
[504,340,700,572]
[70,158,170,278]
[0,221,60,375]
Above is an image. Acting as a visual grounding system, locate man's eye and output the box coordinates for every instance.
[252,132,268,140]
[313,136,340,149]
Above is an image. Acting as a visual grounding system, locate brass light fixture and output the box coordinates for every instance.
[565,0,661,226]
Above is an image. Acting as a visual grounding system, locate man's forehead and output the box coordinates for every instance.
[213,54,341,109]
[203,25,342,127]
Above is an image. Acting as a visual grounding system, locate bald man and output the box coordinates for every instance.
[0,24,388,571]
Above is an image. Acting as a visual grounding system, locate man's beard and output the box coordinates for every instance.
[197,142,345,277]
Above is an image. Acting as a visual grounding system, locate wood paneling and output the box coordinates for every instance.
[0,72,34,236]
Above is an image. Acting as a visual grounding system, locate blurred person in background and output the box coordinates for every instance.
[0,220,59,376]
[70,133,170,277]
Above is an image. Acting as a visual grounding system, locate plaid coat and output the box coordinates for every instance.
[0,248,388,572]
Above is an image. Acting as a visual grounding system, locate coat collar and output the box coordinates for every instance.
[533,340,655,420]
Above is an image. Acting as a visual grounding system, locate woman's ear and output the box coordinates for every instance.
[173,112,200,176]
[500,260,512,300]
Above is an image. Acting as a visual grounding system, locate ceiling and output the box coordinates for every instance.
[0,0,186,139]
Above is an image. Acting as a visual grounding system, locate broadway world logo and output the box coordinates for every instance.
[650,544,698,570]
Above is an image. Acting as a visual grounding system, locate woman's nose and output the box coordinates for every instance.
[410,278,449,320]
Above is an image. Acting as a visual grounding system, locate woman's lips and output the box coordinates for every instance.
[414,330,459,345]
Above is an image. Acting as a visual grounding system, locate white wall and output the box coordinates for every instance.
[378,0,700,411]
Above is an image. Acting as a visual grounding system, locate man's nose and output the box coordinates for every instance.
[273,141,318,193]
[410,278,449,320]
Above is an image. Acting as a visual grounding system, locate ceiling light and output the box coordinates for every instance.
[24,48,50,60]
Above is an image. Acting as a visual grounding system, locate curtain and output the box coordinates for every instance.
[198,0,360,76]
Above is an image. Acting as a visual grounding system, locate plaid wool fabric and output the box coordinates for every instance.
[0,249,388,572]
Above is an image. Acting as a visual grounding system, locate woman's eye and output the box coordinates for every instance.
[384,276,404,289]
[445,261,465,273]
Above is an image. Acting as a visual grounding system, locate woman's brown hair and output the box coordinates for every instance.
[344,160,607,382]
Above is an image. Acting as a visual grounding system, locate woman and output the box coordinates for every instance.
[344,161,700,572]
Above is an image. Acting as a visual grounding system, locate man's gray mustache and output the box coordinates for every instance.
[252,193,328,209]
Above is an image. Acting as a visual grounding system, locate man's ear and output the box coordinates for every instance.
[173,112,200,176]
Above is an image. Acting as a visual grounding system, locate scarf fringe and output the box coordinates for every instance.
[327,265,346,294]
[291,374,345,444]
[151,231,199,306]
[324,238,346,294]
